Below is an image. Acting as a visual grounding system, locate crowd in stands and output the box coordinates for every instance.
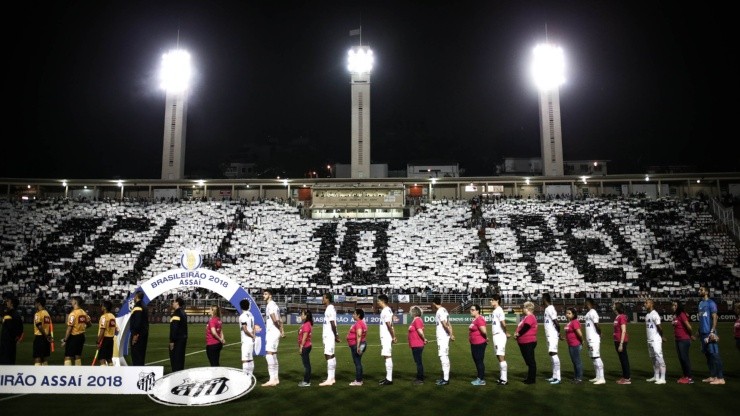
[1,195,738,313]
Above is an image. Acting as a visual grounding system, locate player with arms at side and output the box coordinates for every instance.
[489,294,510,385]
[697,286,725,385]
[62,296,91,366]
[96,300,118,366]
[644,299,667,384]
[542,293,561,384]
[377,294,397,385]
[584,298,605,384]
[239,298,257,378]
[262,289,285,387]
[319,293,340,386]
[432,296,454,386]
[32,297,52,366]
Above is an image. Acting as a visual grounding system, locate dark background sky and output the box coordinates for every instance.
[7,0,736,179]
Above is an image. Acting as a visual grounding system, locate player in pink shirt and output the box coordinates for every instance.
[408,306,428,384]
[297,309,313,387]
[347,309,368,386]
[468,304,488,385]
[612,302,631,384]
[672,300,694,383]
[562,307,584,383]
[205,306,225,366]
[515,301,538,384]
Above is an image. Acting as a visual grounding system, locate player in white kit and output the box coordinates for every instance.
[319,293,340,386]
[262,289,284,387]
[489,294,510,385]
[644,299,667,384]
[584,298,606,384]
[543,293,561,384]
[239,298,257,378]
[432,296,455,385]
[377,294,396,385]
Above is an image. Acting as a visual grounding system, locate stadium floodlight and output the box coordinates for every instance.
[160,48,192,181]
[347,47,374,74]
[160,49,192,93]
[347,45,374,179]
[532,42,566,177]
[531,43,565,91]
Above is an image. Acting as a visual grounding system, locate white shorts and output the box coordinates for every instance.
[587,340,601,358]
[323,335,336,355]
[647,339,663,357]
[265,331,281,353]
[241,340,254,361]
[437,337,450,357]
[380,337,392,356]
[492,333,507,356]
[546,333,559,353]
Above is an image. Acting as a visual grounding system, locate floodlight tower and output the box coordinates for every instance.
[160,49,191,180]
[532,43,565,177]
[347,46,374,179]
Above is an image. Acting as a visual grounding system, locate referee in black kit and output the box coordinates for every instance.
[169,297,188,372]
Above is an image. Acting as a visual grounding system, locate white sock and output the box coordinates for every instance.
[266,354,279,381]
[500,361,508,381]
[441,356,450,380]
[385,358,393,381]
[328,357,336,380]
[552,355,561,380]
[594,358,604,379]
[657,356,666,380]
[243,361,254,376]
[653,361,659,379]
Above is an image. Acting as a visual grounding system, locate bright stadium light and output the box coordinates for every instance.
[347,45,374,179]
[532,41,566,177]
[160,48,193,181]
[160,49,192,93]
[347,47,374,74]
[532,43,565,91]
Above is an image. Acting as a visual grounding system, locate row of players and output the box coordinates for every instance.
[0,288,735,387]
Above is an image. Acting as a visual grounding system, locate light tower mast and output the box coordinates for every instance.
[347,40,374,179]
[532,42,565,177]
[160,49,191,180]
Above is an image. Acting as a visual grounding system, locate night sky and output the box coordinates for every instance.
[7,1,736,179]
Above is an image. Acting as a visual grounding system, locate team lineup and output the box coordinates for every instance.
[0,286,733,390]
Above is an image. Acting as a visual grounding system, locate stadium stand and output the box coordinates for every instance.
[1,196,738,314]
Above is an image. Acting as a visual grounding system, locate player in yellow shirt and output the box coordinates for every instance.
[62,296,91,365]
[96,300,118,366]
[33,297,53,365]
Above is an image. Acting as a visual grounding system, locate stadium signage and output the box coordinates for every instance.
[0,365,163,394]
[635,313,737,323]
[148,367,255,406]
[421,314,520,325]
[115,248,267,359]
[288,313,404,325]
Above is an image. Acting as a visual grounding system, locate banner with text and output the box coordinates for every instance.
[0,365,163,394]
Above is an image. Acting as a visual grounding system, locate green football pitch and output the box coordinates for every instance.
[1,322,736,415]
